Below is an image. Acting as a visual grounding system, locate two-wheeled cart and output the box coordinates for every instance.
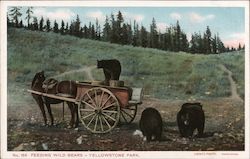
[28,81,143,133]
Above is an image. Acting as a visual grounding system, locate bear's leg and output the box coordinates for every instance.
[187,127,195,138]
[103,69,111,85]
[155,132,161,141]
[197,123,204,138]
[112,70,121,80]
[146,134,152,142]
[178,124,186,137]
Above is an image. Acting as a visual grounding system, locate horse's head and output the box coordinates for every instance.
[32,71,45,88]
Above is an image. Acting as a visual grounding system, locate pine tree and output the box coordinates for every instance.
[127,23,133,45]
[140,25,148,47]
[95,19,101,40]
[39,17,44,31]
[110,13,118,43]
[75,15,81,37]
[160,29,167,51]
[9,7,22,27]
[216,34,225,53]
[180,32,189,52]
[79,27,84,38]
[225,46,230,52]
[45,18,51,32]
[83,24,88,38]
[19,20,23,28]
[175,21,181,51]
[53,20,59,33]
[132,21,140,46]
[166,27,173,51]
[91,24,95,39]
[87,22,92,39]
[212,34,217,54]
[65,22,69,34]
[120,24,128,44]
[88,22,92,38]
[149,18,158,48]
[204,26,212,54]
[60,20,65,35]
[238,43,242,50]
[103,15,111,42]
[190,34,196,53]
[116,11,124,44]
[171,25,180,51]
[25,7,33,28]
[69,21,74,35]
[197,32,203,53]
[32,17,38,30]
[231,47,236,52]
[159,32,165,50]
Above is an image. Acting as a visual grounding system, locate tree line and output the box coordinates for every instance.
[7,7,244,54]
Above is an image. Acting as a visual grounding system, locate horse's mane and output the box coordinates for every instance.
[32,72,44,88]
[31,73,38,87]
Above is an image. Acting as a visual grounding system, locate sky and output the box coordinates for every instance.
[13,6,245,48]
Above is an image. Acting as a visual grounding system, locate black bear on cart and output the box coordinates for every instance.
[97,59,121,85]
[177,102,205,138]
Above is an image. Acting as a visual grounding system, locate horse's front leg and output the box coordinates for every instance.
[33,96,48,126]
[45,102,54,126]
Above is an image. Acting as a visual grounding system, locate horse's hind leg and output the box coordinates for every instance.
[34,96,47,126]
[74,104,79,128]
[45,103,54,126]
[67,102,74,128]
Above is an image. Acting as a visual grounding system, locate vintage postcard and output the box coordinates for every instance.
[1,0,249,159]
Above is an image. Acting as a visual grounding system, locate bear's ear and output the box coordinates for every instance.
[41,70,44,75]
[97,60,100,68]
[197,103,202,108]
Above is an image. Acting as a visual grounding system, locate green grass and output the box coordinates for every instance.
[212,51,245,99]
[7,28,244,100]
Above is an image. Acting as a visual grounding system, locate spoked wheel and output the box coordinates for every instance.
[119,104,137,124]
[78,87,120,133]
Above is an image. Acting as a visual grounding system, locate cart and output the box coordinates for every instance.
[28,81,143,133]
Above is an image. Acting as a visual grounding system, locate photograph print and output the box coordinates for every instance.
[1,1,249,159]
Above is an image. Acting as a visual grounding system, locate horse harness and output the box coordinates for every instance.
[41,79,74,121]
[42,79,74,97]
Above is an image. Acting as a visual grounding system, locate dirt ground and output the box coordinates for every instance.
[7,96,244,151]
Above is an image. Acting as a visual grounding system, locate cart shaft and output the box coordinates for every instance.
[27,89,78,104]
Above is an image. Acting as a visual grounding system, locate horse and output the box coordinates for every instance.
[31,71,79,128]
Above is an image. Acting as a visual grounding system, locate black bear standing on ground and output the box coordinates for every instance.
[177,102,205,138]
[97,59,121,85]
[139,107,163,142]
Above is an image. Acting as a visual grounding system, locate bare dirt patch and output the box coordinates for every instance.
[7,97,244,151]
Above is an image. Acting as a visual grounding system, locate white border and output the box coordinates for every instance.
[1,1,249,159]
[1,0,249,7]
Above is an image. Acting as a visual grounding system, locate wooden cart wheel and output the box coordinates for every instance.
[119,104,137,124]
[78,87,120,133]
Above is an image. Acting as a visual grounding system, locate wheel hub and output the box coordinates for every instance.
[95,108,102,115]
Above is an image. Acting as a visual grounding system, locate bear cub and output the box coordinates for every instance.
[177,102,205,138]
[97,59,121,85]
[139,107,163,142]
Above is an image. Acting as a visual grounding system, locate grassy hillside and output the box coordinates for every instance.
[7,28,244,100]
